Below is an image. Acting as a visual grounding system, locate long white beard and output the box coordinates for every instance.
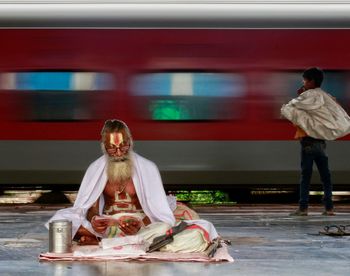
[101,142,134,182]
[107,158,133,183]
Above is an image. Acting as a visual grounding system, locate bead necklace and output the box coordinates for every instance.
[115,181,128,194]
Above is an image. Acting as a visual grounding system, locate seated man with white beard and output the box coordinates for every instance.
[46,119,218,253]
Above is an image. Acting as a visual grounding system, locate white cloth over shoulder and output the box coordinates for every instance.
[281,88,350,140]
[45,152,218,241]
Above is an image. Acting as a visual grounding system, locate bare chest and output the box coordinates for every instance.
[103,179,142,213]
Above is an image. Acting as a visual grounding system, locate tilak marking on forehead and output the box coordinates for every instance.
[109,132,124,147]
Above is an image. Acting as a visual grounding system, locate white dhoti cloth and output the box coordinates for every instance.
[137,222,209,253]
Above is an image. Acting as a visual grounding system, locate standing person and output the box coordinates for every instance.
[281,67,350,216]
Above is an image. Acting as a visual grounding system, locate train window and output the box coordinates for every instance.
[131,72,245,120]
[322,71,347,102]
[0,71,114,121]
[267,70,350,118]
[1,72,113,91]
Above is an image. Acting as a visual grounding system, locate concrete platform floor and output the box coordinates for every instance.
[1,204,350,276]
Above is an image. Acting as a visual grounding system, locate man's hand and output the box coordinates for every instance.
[118,216,142,235]
[297,86,306,95]
[91,216,110,233]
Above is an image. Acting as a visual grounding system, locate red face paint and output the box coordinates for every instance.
[104,131,130,157]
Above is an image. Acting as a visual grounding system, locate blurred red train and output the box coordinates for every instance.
[1,2,350,191]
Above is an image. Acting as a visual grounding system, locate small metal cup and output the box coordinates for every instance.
[49,220,72,253]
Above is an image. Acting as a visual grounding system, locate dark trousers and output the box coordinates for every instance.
[299,137,333,210]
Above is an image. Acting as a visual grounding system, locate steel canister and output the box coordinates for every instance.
[49,220,72,253]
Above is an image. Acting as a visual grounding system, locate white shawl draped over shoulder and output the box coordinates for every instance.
[281,88,350,140]
[45,153,175,237]
[45,152,218,240]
